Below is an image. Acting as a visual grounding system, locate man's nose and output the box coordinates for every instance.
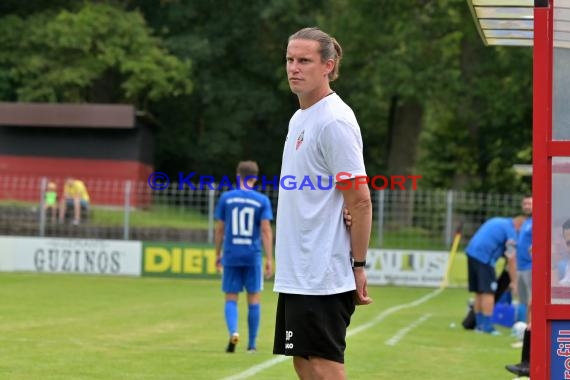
[288,61,299,73]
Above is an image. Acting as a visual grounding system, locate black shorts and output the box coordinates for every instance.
[467,256,497,294]
[273,291,355,363]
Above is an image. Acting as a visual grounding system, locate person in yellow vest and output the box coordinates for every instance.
[58,177,90,225]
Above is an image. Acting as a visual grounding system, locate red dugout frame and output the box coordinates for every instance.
[532,2,551,377]
[533,0,570,377]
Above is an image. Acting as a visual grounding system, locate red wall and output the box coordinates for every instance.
[0,155,153,207]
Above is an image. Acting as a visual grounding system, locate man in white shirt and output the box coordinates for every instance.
[273,27,373,380]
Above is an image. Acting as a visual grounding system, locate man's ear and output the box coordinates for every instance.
[325,59,335,76]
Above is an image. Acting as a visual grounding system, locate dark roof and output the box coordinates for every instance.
[0,102,136,129]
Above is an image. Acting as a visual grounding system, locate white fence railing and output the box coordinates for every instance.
[0,176,526,249]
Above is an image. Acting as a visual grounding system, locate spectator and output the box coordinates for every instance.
[44,182,58,223]
[58,177,90,225]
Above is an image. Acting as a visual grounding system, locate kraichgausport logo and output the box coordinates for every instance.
[147,172,422,191]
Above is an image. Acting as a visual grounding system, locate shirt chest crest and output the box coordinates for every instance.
[295,130,305,150]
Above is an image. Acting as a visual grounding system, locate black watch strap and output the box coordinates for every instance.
[351,258,366,268]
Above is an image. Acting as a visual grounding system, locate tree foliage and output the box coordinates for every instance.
[0,0,534,193]
[322,0,532,192]
[132,0,325,178]
[0,2,192,106]
[416,7,532,193]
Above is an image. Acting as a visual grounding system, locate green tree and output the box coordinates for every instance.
[321,0,465,179]
[324,0,531,193]
[0,0,532,192]
[417,6,532,193]
[0,2,192,108]
[133,0,324,178]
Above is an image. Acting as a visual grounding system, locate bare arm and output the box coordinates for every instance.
[507,255,518,296]
[340,179,373,305]
[214,220,225,271]
[261,219,274,278]
[505,239,518,296]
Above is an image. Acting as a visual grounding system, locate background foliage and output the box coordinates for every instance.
[0,0,533,193]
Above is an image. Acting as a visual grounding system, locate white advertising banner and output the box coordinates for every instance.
[365,249,449,287]
[0,236,142,276]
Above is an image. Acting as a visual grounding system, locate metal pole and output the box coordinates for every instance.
[445,190,454,247]
[39,177,47,237]
[377,190,385,248]
[207,187,215,244]
[123,180,131,240]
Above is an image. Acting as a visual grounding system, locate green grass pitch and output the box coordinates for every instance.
[0,265,521,379]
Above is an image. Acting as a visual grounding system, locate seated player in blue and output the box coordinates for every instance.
[466,217,519,335]
[214,161,274,353]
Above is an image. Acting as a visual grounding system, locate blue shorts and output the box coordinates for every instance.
[222,265,263,294]
[66,199,89,208]
[467,255,497,294]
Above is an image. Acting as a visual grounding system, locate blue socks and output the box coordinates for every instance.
[476,312,496,332]
[476,312,483,330]
[225,300,238,335]
[248,303,260,350]
[516,303,528,322]
[481,315,494,332]
[225,300,261,349]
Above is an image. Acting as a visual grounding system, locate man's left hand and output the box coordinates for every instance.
[353,268,373,305]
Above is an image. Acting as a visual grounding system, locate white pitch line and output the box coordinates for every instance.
[384,313,432,346]
[221,288,443,380]
[346,288,442,337]
[221,356,290,380]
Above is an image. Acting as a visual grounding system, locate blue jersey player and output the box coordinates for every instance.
[515,195,532,323]
[214,161,274,353]
[466,217,520,335]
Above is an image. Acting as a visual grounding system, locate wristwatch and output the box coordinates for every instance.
[351,257,366,268]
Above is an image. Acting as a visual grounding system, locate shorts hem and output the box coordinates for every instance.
[273,351,344,364]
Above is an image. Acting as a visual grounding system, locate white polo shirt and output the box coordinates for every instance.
[274,93,367,295]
